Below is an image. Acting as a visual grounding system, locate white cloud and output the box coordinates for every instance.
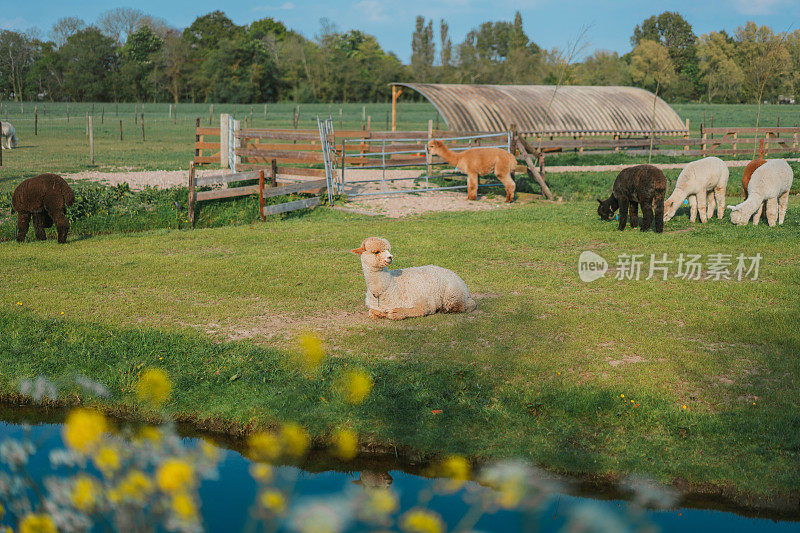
[732,0,783,15]
[354,0,390,22]
[253,2,296,12]
[0,17,29,30]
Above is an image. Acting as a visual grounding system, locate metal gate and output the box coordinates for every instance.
[317,116,337,205]
[335,131,513,198]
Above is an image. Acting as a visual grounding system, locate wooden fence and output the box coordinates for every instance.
[194,123,800,171]
[187,161,327,225]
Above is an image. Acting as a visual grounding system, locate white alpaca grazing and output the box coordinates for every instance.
[663,156,729,222]
[1,122,18,149]
[352,237,476,320]
[728,159,793,227]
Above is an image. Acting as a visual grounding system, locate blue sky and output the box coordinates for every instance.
[2,0,799,62]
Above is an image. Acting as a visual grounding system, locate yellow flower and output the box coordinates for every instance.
[250,463,273,483]
[171,492,197,521]
[332,429,358,461]
[400,509,444,533]
[496,482,524,509]
[136,368,172,407]
[248,432,281,462]
[440,455,470,488]
[19,514,57,533]
[297,333,326,371]
[137,426,161,443]
[364,489,398,516]
[63,408,108,453]
[71,475,100,512]
[93,445,120,475]
[260,489,286,514]
[113,470,152,503]
[0,503,3,519]
[281,423,310,457]
[342,369,373,405]
[156,458,194,493]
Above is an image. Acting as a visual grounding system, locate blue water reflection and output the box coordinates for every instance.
[1,421,797,532]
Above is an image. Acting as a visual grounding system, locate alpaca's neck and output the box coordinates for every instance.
[435,145,461,166]
[736,194,764,217]
[666,187,687,206]
[362,264,393,297]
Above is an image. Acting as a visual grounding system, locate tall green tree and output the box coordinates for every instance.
[411,16,434,80]
[0,30,40,100]
[440,19,452,68]
[118,25,163,101]
[58,28,118,101]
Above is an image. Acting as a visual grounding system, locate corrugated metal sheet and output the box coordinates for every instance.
[392,83,687,134]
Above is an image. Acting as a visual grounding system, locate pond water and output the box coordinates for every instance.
[0,417,797,532]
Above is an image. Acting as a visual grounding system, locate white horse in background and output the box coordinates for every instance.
[1,121,18,149]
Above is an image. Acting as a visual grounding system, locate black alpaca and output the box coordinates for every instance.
[597,165,666,233]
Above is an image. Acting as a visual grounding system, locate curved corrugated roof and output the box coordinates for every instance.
[392,83,687,134]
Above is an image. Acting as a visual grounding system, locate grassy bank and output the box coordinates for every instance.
[1,201,798,500]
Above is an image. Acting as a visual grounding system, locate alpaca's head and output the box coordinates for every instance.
[663,192,685,222]
[727,203,749,225]
[352,237,393,269]
[597,196,618,221]
[427,139,445,156]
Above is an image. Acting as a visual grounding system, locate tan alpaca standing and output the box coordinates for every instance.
[427,139,517,202]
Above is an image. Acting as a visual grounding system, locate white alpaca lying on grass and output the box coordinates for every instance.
[728,159,793,227]
[352,237,476,320]
[664,156,729,223]
[1,121,18,149]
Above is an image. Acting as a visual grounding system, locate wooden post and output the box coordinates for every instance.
[188,162,196,227]
[89,115,94,164]
[759,138,765,159]
[101,105,104,124]
[764,133,769,154]
[339,107,343,129]
[195,118,201,162]
[134,104,138,124]
[119,120,123,141]
[67,103,69,123]
[86,112,89,137]
[115,102,118,116]
[710,113,713,128]
[426,119,433,178]
[34,106,38,136]
[733,131,737,152]
[701,131,706,156]
[270,159,278,187]
[258,169,266,221]
[141,113,145,141]
[209,104,213,125]
[613,133,619,152]
[169,104,173,119]
[684,118,690,152]
[0,135,3,167]
[367,115,371,132]
[264,103,267,119]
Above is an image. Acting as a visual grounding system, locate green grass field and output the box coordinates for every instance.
[0,102,799,505]
[1,202,798,502]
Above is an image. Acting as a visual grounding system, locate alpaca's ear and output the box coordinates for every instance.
[351,246,365,255]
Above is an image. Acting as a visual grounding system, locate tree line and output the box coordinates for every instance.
[1,8,798,105]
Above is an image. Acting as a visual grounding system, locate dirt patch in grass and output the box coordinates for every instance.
[222,309,372,344]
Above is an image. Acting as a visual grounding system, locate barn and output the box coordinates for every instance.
[390,83,687,135]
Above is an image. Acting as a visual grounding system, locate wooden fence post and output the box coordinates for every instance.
[195,118,201,162]
[89,115,94,164]
[188,162,196,227]
[141,113,145,141]
[733,131,737,152]
[67,103,70,122]
[34,106,38,136]
[258,169,266,222]
[759,138,765,159]
[426,119,433,178]
[119,120,123,142]
[209,104,213,125]
[270,159,278,187]
[85,112,89,137]
[101,105,104,124]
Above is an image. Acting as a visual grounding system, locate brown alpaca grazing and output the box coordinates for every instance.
[12,173,75,243]
[427,139,517,202]
[597,165,666,233]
